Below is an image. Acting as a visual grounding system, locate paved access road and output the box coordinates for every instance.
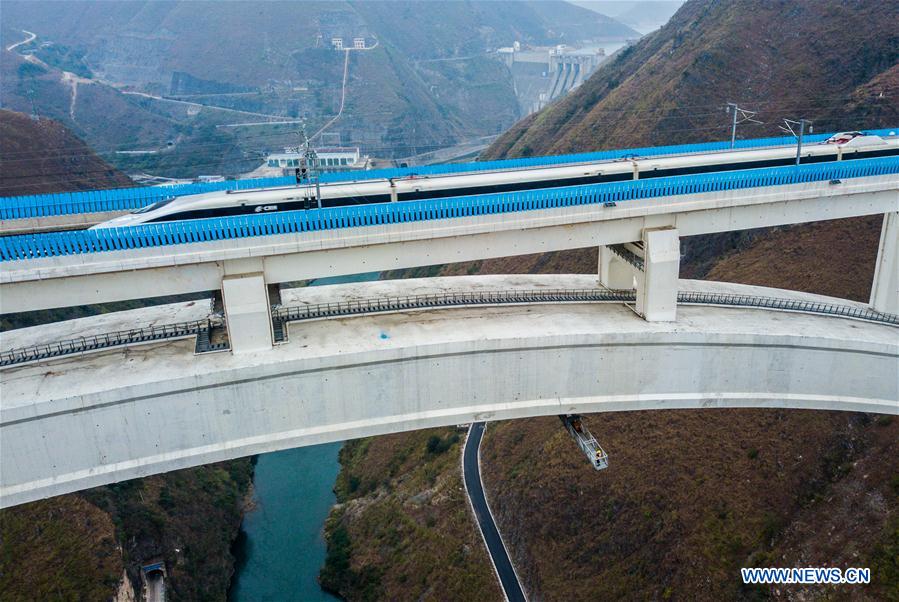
[463,422,527,602]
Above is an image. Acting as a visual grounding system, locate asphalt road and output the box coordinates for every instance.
[463,422,527,602]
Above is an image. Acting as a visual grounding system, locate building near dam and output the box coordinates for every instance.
[247,146,371,177]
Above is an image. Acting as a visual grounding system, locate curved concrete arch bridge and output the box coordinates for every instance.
[1,276,897,508]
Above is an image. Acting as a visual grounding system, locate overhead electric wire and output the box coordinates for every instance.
[1,92,887,162]
[0,123,774,190]
[2,96,883,162]
[1,92,886,164]
[0,116,882,169]
[0,126,865,193]
[0,103,893,193]
[0,112,882,187]
[0,108,862,170]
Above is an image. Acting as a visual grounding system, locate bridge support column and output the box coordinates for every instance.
[598,246,635,289]
[636,228,680,321]
[221,272,273,353]
[870,211,899,315]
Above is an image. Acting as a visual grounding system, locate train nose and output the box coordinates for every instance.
[89,214,139,229]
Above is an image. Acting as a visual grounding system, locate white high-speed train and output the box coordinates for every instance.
[93,131,898,228]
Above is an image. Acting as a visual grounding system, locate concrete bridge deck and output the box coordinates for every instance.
[1,275,896,507]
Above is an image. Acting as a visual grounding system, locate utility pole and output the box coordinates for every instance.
[28,87,39,121]
[295,123,321,208]
[780,118,813,165]
[725,102,761,148]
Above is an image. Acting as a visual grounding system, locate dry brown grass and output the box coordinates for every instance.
[0,496,123,600]
[321,428,502,601]
[706,216,884,302]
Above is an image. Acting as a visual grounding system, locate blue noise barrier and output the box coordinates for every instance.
[2,156,896,263]
[2,128,896,220]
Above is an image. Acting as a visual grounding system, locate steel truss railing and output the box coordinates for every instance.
[606,244,645,271]
[676,291,899,323]
[3,289,895,367]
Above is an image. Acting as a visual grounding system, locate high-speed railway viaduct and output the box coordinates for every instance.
[2,162,898,353]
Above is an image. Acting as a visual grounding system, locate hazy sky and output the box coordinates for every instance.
[569,1,685,35]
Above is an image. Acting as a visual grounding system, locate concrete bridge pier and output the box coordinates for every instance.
[598,245,635,289]
[636,227,680,322]
[871,211,899,315]
[221,259,274,353]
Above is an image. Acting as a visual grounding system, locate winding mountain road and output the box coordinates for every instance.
[463,422,527,602]
[6,30,36,52]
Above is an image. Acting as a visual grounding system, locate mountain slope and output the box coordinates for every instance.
[0,109,133,196]
[327,217,898,600]
[483,0,898,158]
[472,2,899,598]
[0,1,637,85]
[571,1,684,34]
[1,49,184,170]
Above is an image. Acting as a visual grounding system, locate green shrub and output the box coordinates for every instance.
[426,433,460,455]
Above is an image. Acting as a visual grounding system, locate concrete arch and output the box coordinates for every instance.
[1,278,897,507]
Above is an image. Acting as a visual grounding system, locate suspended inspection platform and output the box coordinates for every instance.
[560,414,609,470]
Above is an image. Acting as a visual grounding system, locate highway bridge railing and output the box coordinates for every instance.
[675,291,899,324]
[2,127,895,220]
[3,156,897,262]
[0,317,226,367]
[3,289,896,367]
[272,288,899,341]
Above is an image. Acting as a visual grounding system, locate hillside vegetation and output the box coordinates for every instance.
[320,429,501,601]
[323,2,899,600]
[484,0,898,279]
[330,217,898,599]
